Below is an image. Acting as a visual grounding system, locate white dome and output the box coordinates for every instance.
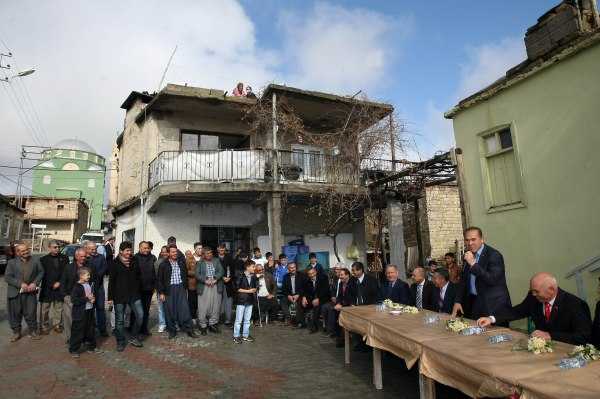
[53,138,96,154]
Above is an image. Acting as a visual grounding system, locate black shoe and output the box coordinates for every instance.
[99,331,109,338]
[296,323,306,329]
[224,322,232,327]
[140,330,152,337]
[242,335,255,343]
[309,328,318,334]
[233,337,242,344]
[200,328,207,336]
[117,344,126,352]
[187,330,199,338]
[208,325,220,334]
[128,338,143,348]
[168,332,177,340]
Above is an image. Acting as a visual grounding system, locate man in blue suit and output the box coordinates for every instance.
[432,268,457,314]
[377,264,410,305]
[453,227,512,323]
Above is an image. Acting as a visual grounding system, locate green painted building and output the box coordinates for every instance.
[445,4,600,310]
[32,139,106,230]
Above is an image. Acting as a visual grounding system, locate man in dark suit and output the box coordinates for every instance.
[298,266,330,333]
[377,264,411,304]
[281,261,306,326]
[39,240,69,334]
[592,297,600,349]
[409,267,435,311]
[478,272,592,345]
[453,227,512,321]
[351,262,378,305]
[431,268,458,314]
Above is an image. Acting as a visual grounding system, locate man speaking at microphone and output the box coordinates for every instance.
[452,227,512,325]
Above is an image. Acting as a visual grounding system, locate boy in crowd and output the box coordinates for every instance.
[233,260,258,344]
[252,247,266,266]
[70,268,100,354]
[69,267,102,357]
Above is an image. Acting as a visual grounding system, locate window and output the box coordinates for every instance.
[1,215,10,238]
[69,150,76,159]
[122,228,135,246]
[81,152,89,160]
[181,131,246,151]
[57,204,65,209]
[43,175,51,185]
[88,178,95,188]
[480,127,524,211]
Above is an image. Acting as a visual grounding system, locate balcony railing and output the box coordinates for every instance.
[147,149,402,189]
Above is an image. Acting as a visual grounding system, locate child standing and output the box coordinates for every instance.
[70,268,102,357]
[233,260,258,344]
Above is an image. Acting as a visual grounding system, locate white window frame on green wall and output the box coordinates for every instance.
[478,124,526,213]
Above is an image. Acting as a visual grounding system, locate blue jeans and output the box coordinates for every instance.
[95,285,107,333]
[115,299,143,345]
[158,300,166,327]
[233,304,253,338]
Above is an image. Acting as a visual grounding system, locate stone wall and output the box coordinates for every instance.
[421,185,464,261]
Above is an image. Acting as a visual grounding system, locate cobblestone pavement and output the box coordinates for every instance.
[0,278,466,399]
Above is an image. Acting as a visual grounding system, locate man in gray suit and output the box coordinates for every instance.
[5,242,44,342]
[196,247,224,335]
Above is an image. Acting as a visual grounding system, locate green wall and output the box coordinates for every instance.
[32,149,106,230]
[451,42,600,308]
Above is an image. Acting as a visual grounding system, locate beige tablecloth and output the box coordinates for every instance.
[338,305,600,399]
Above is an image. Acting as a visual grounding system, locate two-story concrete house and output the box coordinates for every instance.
[108,84,394,268]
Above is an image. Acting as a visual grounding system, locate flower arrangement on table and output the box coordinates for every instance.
[570,344,600,361]
[445,318,470,333]
[383,299,419,314]
[512,336,554,354]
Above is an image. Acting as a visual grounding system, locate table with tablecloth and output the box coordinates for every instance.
[338,305,600,399]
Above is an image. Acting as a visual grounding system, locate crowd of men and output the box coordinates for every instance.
[5,226,600,357]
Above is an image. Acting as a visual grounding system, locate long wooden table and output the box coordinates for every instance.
[338,305,600,399]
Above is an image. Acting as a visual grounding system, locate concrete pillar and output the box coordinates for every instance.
[387,200,406,278]
[267,192,284,256]
[351,212,367,265]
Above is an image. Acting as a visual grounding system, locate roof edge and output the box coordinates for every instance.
[445,31,600,119]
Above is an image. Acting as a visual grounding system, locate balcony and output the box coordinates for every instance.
[147,149,398,190]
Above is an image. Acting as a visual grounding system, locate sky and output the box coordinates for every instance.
[0,0,559,195]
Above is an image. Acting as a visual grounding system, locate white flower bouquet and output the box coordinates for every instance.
[383,299,419,314]
[570,344,600,361]
[513,336,554,354]
[446,318,470,333]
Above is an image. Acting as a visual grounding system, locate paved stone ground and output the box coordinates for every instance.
[0,278,467,399]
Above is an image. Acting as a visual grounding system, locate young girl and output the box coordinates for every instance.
[70,268,102,357]
[233,260,258,344]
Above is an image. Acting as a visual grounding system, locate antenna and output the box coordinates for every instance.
[156,45,178,93]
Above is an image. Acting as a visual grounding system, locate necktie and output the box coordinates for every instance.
[544,302,552,322]
[416,284,423,309]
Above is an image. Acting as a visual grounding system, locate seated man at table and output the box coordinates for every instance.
[333,268,356,347]
[477,272,592,345]
[409,267,435,311]
[431,268,458,314]
[377,264,410,305]
[297,266,330,333]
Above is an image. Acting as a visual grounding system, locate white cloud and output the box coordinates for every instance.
[279,2,413,94]
[413,37,526,159]
[0,0,279,194]
[456,37,526,100]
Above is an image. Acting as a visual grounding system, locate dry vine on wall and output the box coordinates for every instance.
[244,90,408,263]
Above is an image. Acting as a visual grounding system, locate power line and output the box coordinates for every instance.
[1,82,43,146]
[0,171,47,197]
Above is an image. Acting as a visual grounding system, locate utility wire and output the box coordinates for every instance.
[0,164,114,172]
[1,82,43,146]
[0,172,47,197]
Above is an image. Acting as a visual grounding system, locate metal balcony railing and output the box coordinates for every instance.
[147,149,401,189]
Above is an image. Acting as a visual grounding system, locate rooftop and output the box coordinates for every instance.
[123,83,393,133]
